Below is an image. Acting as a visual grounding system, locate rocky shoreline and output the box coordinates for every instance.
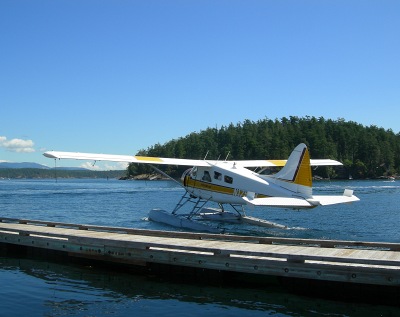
[119,173,169,180]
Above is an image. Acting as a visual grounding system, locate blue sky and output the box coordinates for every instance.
[1,1,399,170]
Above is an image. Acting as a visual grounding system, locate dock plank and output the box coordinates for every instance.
[1,219,400,288]
[1,221,400,266]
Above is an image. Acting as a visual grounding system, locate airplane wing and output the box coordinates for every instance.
[43,151,342,168]
[43,151,211,167]
[234,159,342,167]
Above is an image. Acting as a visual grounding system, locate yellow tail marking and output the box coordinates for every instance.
[294,147,312,187]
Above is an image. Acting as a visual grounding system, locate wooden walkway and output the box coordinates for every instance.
[1,217,400,288]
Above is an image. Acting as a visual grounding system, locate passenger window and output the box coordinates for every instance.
[214,171,222,180]
[202,171,211,182]
[224,175,233,184]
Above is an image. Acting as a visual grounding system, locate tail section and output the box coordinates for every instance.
[245,143,360,209]
[269,143,313,198]
[273,143,312,187]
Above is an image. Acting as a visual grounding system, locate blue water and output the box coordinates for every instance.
[1,178,399,316]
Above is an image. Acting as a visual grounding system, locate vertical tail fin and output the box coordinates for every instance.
[271,143,312,197]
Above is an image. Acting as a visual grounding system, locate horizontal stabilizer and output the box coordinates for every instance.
[243,196,313,208]
[308,189,360,206]
[243,188,359,209]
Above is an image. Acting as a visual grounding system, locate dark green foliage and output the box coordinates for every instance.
[128,116,400,179]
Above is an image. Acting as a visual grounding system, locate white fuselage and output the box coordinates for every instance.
[181,162,300,205]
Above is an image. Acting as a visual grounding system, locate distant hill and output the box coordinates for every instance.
[0,162,126,179]
[0,167,126,179]
[0,162,50,169]
[0,162,88,170]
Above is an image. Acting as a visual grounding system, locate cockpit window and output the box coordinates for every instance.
[224,175,233,184]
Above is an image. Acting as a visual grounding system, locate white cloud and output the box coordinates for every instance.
[79,161,128,171]
[104,162,129,170]
[80,162,101,171]
[0,136,35,153]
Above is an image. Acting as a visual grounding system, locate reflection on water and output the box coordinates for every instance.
[1,254,399,317]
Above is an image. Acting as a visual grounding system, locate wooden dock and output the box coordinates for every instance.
[1,217,400,303]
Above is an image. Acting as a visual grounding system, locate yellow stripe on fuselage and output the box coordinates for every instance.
[185,176,234,195]
[184,176,267,198]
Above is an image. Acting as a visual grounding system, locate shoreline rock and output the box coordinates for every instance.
[119,173,169,180]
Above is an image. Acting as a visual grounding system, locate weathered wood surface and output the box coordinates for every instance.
[1,217,399,287]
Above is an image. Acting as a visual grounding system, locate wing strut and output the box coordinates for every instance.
[149,164,184,188]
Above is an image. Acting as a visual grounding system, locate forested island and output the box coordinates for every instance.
[2,117,399,180]
[128,116,400,180]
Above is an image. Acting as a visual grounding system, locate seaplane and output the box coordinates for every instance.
[44,143,359,233]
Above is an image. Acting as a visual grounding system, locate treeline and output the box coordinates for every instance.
[128,116,400,179]
[0,168,126,179]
